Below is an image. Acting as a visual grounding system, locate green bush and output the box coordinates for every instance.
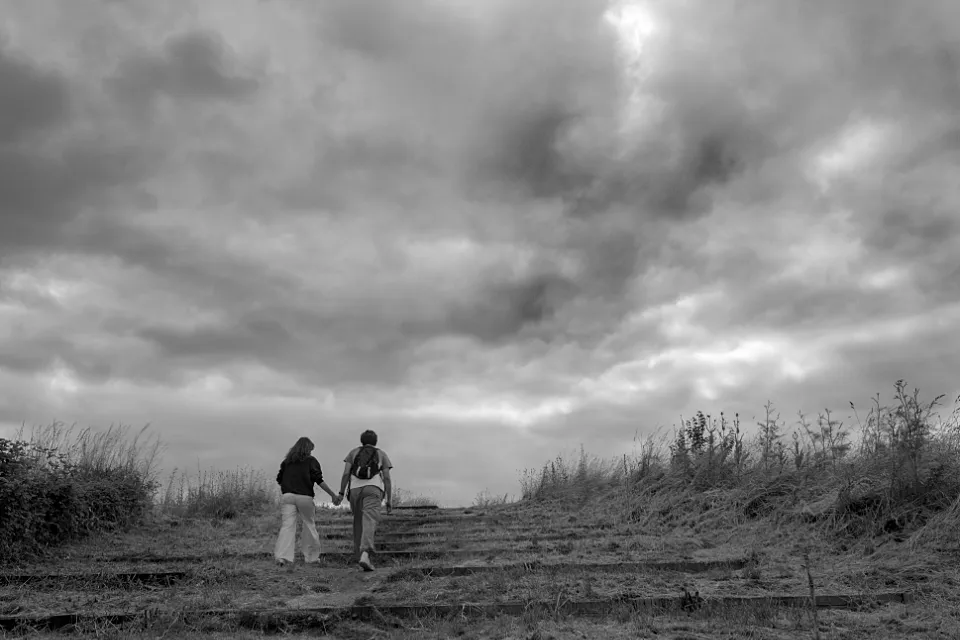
[0,425,159,565]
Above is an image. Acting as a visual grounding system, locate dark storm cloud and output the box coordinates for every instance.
[860,158,960,258]
[307,0,625,193]
[834,137,960,306]
[443,272,579,345]
[4,1,960,393]
[899,128,960,171]
[301,0,664,304]
[0,36,165,256]
[138,319,291,360]
[488,107,590,201]
[0,334,114,383]
[653,134,748,215]
[106,29,260,109]
[629,0,960,219]
[133,297,424,388]
[1,269,422,389]
[0,141,143,228]
[294,0,912,345]
[0,46,69,144]
[575,228,643,296]
[438,226,651,345]
[0,44,73,251]
[817,0,960,114]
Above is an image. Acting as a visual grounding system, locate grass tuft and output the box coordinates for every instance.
[473,488,514,508]
[392,486,440,508]
[158,466,276,520]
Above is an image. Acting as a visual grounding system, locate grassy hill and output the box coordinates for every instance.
[1,379,958,638]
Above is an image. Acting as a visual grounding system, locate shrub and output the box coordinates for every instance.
[0,424,159,565]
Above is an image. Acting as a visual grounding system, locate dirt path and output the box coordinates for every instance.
[0,505,943,638]
[280,563,388,609]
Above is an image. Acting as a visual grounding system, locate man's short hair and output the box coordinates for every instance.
[360,430,378,446]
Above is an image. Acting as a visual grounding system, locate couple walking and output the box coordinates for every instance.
[274,430,393,572]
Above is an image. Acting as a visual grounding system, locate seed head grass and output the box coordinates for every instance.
[518,380,960,552]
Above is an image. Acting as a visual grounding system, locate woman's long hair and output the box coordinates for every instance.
[284,437,314,465]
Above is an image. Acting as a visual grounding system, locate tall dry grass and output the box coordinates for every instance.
[473,488,513,508]
[16,421,163,481]
[392,486,440,508]
[519,380,960,542]
[158,465,276,519]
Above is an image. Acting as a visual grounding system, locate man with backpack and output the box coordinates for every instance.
[338,430,393,571]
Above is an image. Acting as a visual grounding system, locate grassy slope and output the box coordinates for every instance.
[4,382,960,637]
[3,493,959,639]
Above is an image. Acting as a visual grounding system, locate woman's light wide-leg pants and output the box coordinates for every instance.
[274,493,321,563]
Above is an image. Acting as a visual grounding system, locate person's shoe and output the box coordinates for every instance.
[276,558,290,568]
[358,551,375,572]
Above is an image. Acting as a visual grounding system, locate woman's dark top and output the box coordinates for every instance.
[277,456,324,497]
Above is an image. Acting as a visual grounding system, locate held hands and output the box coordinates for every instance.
[332,494,343,507]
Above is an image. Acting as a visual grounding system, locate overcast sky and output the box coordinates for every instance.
[2,0,959,506]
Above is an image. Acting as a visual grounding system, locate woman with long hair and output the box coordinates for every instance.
[274,436,341,567]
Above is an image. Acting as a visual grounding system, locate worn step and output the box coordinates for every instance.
[0,572,186,588]
[0,591,913,632]
[386,557,750,580]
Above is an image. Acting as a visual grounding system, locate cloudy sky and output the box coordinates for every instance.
[2,0,959,506]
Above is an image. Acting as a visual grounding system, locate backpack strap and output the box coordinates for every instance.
[351,445,380,478]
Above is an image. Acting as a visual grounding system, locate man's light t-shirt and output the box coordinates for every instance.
[345,447,393,493]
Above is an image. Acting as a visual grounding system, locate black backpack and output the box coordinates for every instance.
[350,445,381,480]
